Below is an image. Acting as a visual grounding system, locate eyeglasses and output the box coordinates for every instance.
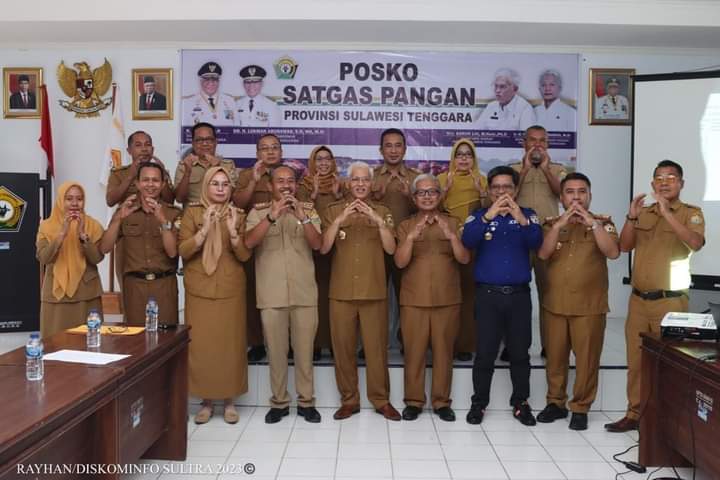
[653,174,678,184]
[414,189,441,197]
[315,155,333,162]
[350,177,371,183]
[258,144,281,153]
[455,152,473,158]
[490,184,515,192]
[193,136,216,144]
[209,181,231,189]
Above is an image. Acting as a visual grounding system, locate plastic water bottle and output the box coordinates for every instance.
[26,333,44,381]
[87,309,102,348]
[145,297,159,332]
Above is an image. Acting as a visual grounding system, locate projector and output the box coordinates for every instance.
[661,312,718,340]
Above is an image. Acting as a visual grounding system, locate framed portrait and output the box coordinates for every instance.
[132,68,173,120]
[3,67,43,119]
[589,68,635,125]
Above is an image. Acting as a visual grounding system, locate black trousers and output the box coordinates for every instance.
[471,286,532,408]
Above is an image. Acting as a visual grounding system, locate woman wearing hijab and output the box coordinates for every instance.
[437,139,489,362]
[37,182,105,338]
[298,146,344,359]
[179,166,252,424]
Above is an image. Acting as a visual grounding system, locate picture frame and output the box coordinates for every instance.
[3,67,43,119]
[132,68,173,120]
[589,68,635,125]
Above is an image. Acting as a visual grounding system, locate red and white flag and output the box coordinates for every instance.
[38,85,54,178]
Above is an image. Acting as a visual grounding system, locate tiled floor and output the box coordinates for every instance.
[119,406,706,480]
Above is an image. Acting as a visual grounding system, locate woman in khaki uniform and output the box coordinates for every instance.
[37,182,105,338]
[179,166,252,424]
[297,146,344,359]
[437,139,488,360]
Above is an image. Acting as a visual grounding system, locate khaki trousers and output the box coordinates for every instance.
[330,299,390,409]
[402,304,460,410]
[261,306,318,408]
[543,309,605,413]
[625,293,687,420]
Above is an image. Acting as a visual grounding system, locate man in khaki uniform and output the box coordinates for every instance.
[606,160,705,433]
[235,133,284,362]
[535,172,619,431]
[320,161,401,421]
[174,122,238,207]
[511,125,567,356]
[100,162,181,325]
[395,174,470,422]
[372,128,420,351]
[245,165,323,424]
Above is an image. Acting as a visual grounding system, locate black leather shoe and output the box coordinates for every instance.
[569,412,588,431]
[499,347,510,362]
[297,406,322,423]
[402,405,422,421]
[454,352,473,362]
[434,406,456,422]
[466,405,485,425]
[604,416,639,432]
[264,407,289,424]
[536,403,569,423]
[248,345,267,362]
[512,402,537,426]
[313,349,322,362]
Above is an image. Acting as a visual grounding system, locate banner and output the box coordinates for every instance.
[181,50,578,174]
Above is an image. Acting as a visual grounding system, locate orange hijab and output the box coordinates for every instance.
[438,138,487,212]
[200,166,235,275]
[301,145,337,194]
[37,181,104,300]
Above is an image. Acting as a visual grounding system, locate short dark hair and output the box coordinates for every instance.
[269,164,297,181]
[135,161,164,181]
[524,124,547,139]
[560,172,591,190]
[127,130,152,148]
[487,165,520,187]
[380,128,406,147]
[653,159,683,178]
[257,133,281,149]
[192,122,216,140]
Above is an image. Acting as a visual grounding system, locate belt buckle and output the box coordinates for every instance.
[501,286,513,295]
[145,273,156,281]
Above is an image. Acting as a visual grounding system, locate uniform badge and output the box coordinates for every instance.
[173,218,182,230]
[484,232,493,241]
[530,214,539,224]
[384,213,394,227]
[556,242,562,251]
[465,215,475,224]
[338,230,346,240]
[604,224,616,233]
[690,214,703,225]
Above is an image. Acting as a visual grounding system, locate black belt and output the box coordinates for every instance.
[126,271,176,281]
[632,288,686,301]
[476,283,530,295]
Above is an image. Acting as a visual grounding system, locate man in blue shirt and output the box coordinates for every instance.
[461,165,543,425]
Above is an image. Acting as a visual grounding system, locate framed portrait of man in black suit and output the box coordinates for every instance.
[132,68,173,120]
[3,68,43,119]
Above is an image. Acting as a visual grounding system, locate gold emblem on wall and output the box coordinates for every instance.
[0,186,27,232]
[57,59,113,117]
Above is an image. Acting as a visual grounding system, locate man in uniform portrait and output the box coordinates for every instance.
[237,65,280,127]
[605,160,705,433]
[595,77,629,120]
[182,62,238,126]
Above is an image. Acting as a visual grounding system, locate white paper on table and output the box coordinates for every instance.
[43,349,130,365]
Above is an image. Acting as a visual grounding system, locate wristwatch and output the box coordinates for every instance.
[301,217,312,225]
[590,221,599,230]
[160,221,173,231]
[266,213,277,225]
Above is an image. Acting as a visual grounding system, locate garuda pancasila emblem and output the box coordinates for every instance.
[57,59,113,117]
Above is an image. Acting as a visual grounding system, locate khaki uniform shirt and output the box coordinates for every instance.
[177,205,251,299]
[510,162,567,221]
[372,164,420,224]
[237,168,273,209]
[173,157,238,205]
[542,216,618,316]
[107,163,174,206]
[246,204,321,308]
[631,201,705,292]
[321,199,395,301]
[118,205,181,274]
[397,213,462,307]
[36,238,104,303]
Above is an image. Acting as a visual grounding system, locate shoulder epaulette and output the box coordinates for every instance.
[683,202,702,210]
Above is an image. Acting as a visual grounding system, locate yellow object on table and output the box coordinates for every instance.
[66,325,145,335]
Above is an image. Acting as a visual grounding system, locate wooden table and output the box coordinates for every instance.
[0,326,190,479]
[639,333,720,478]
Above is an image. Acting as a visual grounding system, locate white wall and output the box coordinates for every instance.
[1,45,719,314]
